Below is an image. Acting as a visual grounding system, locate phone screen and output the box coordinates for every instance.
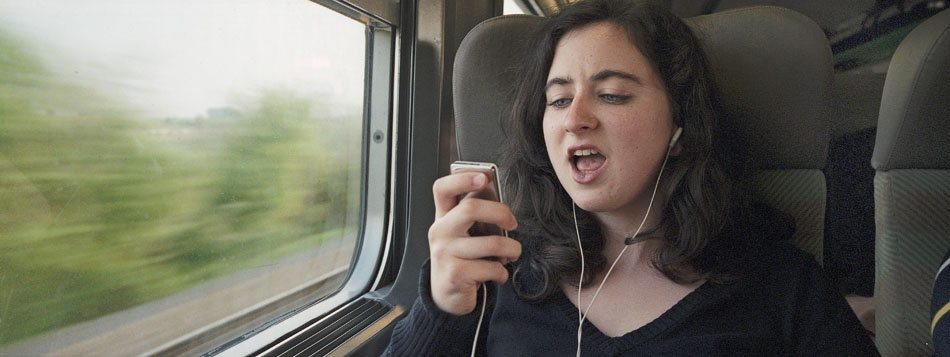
[450,161,506,237]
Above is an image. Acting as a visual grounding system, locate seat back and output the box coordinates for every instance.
[872,8,950,356]
[687,6,833,262]
[453,6,833,261]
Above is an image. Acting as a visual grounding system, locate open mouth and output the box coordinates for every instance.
[570,147,606,183]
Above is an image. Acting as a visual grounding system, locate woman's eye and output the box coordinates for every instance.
[549,98,572,108]
[601,94,629,104]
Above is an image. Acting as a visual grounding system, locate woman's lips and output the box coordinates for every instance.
[569,146,606,184]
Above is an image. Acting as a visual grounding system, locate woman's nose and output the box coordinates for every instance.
[564,96,598,133]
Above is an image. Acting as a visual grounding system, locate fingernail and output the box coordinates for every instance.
[473,173,486,187]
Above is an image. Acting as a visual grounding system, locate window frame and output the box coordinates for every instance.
[210,0,398,355]
[210,0,509,354]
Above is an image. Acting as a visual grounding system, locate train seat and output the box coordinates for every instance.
[686,6,833,262]
[871,8,950,356]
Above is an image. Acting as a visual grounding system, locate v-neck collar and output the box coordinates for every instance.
[552,279,735,355]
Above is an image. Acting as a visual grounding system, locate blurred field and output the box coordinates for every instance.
[0,29,362,347]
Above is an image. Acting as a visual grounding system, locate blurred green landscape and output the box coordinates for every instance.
[0,28,362,347]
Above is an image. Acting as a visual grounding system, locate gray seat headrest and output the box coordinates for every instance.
[872,9,950,171]
[687,7,833,169]
[453,7,833,169]
[454,15,543,163]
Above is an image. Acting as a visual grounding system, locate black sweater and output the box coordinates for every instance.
[385,242,878,356]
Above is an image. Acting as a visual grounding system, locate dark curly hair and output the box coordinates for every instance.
[500,0,765,300]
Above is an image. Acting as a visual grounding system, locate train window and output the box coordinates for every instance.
[829,1,948,71]
[505,0,529,14]
[0,0,372,355]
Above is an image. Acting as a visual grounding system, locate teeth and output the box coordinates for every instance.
[573,149,599,156]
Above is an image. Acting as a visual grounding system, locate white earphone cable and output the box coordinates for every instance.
[573,139,676,356]
[471,228,510,356]
[471,282,487,357]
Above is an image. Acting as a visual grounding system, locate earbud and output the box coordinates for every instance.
[668,126,683,148]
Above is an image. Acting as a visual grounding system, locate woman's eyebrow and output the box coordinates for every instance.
[544,77,571,92]
[591,69,642,85]
[544,70,641,92]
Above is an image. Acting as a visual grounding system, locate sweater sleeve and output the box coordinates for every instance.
[383,259,495,357]
[781,249,879,356]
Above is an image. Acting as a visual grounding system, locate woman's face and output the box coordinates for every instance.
[542,21,676,217]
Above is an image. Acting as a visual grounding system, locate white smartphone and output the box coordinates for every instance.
[450,161,507,237]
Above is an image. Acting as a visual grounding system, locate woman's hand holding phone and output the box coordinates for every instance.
[428,169,521,316]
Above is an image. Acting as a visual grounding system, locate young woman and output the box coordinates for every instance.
[386,0,877,355]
